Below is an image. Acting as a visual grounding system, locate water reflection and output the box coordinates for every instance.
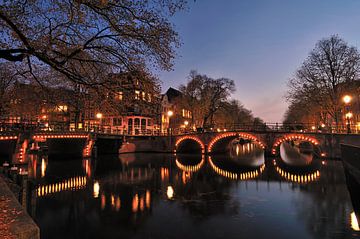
[229,142,265,167]
[280,141,314,166]
[22,152,360,239]
[175,154,205,172]
[209,156,265,180]
[36,176,87,197]
[274,162,320,183]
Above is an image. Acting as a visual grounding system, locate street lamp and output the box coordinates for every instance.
[96,113,103,119]
[96,113,103,132]
[346,112,353,134]
[343,95,352,104]
[343,95,352,133]
[167,110,173,151]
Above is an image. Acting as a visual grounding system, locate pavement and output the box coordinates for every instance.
[0,174,39,239]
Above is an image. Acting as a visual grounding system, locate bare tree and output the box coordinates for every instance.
[0,62,20,116]
[179,71,235,128]
[287,35,360,129]
[0,0,186,88]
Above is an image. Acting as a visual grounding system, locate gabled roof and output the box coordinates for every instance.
[165,87,182,103]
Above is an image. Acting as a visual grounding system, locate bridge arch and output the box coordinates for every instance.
[175,136,205,154]
[208,132,266,154]
[271,134,323,156]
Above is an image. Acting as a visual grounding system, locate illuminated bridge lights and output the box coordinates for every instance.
[208,156,265,180]
[83,139,94,157]
[0,135,18,140]
[208,132,266,153]
[272,134,320,155]
[175,156,205,172]
[175,136,205,154]
[273,162,320,183]
[33,134,89,140]
[36,176,87,197]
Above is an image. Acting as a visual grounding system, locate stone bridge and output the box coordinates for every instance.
[1,130,360,165]
[173,131,360,158]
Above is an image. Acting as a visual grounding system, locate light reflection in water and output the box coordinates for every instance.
[229,142,265,167]
[145,190,151,208]
[175,155,205,172]
[351,212,360,231]
[280,141,314,166]
[115,197,121,211]
[167,185,174,199]
[208,156,265,180]
[41,157,47,178]
[132,194,139,212]
[273,160,320,183]
[27,154,359,239]
[93,181,100,198]
[101,194,106,210]
[36,176,87,197]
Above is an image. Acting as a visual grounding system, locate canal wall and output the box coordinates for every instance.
[119,136,171,154]
[0,175,40,239]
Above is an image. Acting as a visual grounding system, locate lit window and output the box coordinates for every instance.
[135,90,140,100]
[142,91,146,100]
[147,93,152,102]
[57,105,68,112]
[115,92,123,100]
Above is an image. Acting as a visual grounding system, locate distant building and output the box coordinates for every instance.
[93,72,161,135]
[161,87,192,134]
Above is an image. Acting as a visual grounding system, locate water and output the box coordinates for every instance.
[24,143,360,239]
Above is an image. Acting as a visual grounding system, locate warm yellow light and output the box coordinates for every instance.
[93,181,100,198]
[346,112,353,119]
[343,95,352,104]
[311,126,316,130]
[96,113,103,119]
[351,212,360,231]
[321,123,325,128]
[184,120,189,126]
[167,110,173,117]
[41,158,47,178]
[167,185,174,199]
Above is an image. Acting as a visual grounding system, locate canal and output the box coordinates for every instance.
[22,142,360,239]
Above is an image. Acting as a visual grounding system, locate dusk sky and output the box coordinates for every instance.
[157,0,360,123]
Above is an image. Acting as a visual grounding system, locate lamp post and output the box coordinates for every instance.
[343,95,352,134]
[96,113,103,133]
[346,112,353,134]
[167,110,173,152]
[184,120,189,133]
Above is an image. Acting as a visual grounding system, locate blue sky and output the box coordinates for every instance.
[156,0,360,122]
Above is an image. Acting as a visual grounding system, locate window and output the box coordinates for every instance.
[115,92,123,100]
[141,119,146,129]
[134,118,140,127]
[147,93,152,102]
[113,117,122,126]
[57,105,68,112]
[135,90,140,100]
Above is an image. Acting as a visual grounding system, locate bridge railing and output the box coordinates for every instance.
[1,121,359,136]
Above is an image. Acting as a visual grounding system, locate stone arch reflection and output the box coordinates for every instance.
[279,141,314,166]
[175,154,205,173]
[229,142,265,167]
[272,134,322,157]
[273,159,320,184]
[208,156,265,180]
